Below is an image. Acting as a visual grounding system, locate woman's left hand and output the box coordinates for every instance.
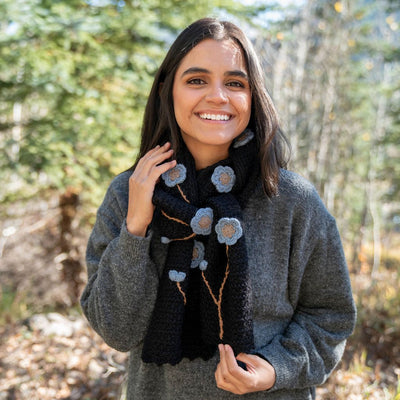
[215,344,276,395]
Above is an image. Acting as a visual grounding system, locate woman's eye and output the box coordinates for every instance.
[226,81,245,88]
[187,78,205,85]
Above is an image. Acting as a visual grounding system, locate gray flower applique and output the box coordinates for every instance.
[199,260,208,271]
[211,166,236,193]
[169,270,186,282]
[169,270,187,304]
[215,217,243,245]
[191,240,205,268]
[190,208,213,235]
[162,164,186,187]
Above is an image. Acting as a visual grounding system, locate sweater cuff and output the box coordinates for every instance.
[256,343,293,392]
[119,220,153,259]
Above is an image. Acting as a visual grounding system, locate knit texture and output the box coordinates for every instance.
[141,130,259,365]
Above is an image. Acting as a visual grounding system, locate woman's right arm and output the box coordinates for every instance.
[80,143,176,352]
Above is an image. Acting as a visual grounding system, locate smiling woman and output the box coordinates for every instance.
[81,17,356,400]
[172,39,252,170]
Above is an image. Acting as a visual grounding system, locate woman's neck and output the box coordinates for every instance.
[183,141,230,170]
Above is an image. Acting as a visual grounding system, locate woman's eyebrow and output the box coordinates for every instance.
[180,67,210,78]
[180,67,248,80]
[224,70,248,80]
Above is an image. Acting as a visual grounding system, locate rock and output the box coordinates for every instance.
[27,313,85,337]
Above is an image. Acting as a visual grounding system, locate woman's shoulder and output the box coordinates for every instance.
[109,169,132,190]
[98,169,132,214]
[278,169,319,201]
[250,169,331,218]
[277,169,333,220]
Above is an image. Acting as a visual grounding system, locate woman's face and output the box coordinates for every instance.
[172,39,251,164]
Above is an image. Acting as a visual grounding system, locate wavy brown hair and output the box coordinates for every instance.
[135,18,290,197]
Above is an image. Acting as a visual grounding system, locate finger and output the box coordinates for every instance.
[217,345,245,391]
[136,143,170,171]
[150,160,177,182]
[135,144,161,170]
[236,353,257,373]
[147,142,171,161]
[216,344,228,384]
[218,344,232,377]
[150,149,175,171]
[136,148,174,181]
[215,352,237,393]
[223,345,248,380]
[218,344,225,363]
[140,144,174,175]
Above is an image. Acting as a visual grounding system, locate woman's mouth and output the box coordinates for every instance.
[198,113,232,121]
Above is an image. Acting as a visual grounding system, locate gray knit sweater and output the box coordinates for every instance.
[81,169,356,400]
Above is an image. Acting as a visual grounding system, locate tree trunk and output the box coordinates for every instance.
[369,62,389,277]
[59,188,83,306]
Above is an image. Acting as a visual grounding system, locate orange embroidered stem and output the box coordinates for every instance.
[218,246,230,339]
[201,245,230,340]
[169,232,196,242]
[161,210,189,226]
[177,184,190,203]
[202,271,218,306]
[177,282,187,305]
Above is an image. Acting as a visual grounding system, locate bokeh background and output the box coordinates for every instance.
[1,0,399,399]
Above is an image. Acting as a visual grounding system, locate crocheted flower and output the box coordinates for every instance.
[211,166,236,193]
[169,270,186,282]
[162,164,186,187]
[191,240,205,268]
[233,129,254,148]
[215,217,243,245]
[190,208,213,235]
[199,260,208,271]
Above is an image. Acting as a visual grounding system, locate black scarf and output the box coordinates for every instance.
[141,129,259,365]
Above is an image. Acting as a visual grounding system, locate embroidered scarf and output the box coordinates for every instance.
[141,129,259,365]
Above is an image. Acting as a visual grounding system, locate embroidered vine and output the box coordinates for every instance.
[201,245,230,340]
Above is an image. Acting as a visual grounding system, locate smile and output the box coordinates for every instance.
[198,113,231,121]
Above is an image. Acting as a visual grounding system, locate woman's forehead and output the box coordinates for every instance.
[176,39,247,75]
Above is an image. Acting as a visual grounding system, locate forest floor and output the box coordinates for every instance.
[0,195,399,399]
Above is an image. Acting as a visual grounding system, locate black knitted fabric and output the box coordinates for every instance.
[141,130,260,365]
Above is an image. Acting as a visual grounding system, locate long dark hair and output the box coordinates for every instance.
[135,17,290,197]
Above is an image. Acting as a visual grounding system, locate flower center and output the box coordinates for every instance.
[169,169,180,180]
[199,216,211,229]
[221,224,235,238]
[219,172,231,185]
[193,248,199,259]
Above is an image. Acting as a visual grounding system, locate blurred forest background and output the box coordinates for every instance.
[0,0,399,399]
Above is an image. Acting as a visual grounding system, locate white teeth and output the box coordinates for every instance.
[199,113,230,121]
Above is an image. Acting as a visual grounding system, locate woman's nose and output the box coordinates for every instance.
[205,84,228,104]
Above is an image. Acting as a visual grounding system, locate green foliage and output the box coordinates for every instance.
[0,286,29,325]
[1,0,399,248]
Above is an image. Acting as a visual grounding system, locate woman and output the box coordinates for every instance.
[81,18,356,399]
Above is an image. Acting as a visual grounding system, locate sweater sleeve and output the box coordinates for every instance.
[80,175,160,352]
[256,189,357,391]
